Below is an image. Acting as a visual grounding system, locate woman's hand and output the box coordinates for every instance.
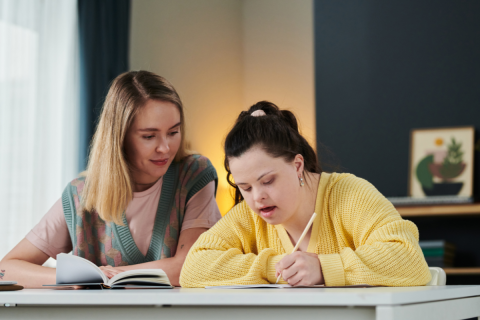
[95,228,209,286]
[275,252,324,286]
[99,265,128,279]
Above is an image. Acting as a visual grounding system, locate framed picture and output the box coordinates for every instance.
[409,126,475,198]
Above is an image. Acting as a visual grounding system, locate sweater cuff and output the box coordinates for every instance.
[319,254,345,286]
[266,254,287,284]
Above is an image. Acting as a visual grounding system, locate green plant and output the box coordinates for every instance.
[440,138,464,179]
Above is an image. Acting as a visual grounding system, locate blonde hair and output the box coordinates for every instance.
[82,71,189,225]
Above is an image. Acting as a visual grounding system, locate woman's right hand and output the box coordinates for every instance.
[275,251,324,286]
[99,265,116,279]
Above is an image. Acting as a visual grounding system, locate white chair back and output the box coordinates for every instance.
[426,267,447,286]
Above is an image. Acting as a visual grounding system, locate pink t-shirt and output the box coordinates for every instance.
[26,178,221,258]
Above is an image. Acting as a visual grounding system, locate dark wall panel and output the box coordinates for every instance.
[315,0,480,198]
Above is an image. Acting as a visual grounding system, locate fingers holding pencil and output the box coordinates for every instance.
[275,252,324,286]
[276,212,323,285]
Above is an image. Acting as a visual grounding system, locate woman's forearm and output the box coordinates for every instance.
[0,259,56,288]
[0,238,56,288]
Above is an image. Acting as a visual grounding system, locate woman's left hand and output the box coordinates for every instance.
[275,252,324,286]
[99,265,128,279]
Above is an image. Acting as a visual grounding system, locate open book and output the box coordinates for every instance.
[44,253,172,289]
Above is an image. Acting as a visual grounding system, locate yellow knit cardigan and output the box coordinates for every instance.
[180,173,431,287]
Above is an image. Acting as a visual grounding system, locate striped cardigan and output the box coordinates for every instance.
[62,155,217,266]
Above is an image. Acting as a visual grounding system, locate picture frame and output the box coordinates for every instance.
[409,126,475,198]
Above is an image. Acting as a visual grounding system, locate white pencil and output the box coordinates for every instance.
[275,212,317,284]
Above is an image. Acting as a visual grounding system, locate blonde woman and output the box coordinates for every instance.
[0,71,221,287]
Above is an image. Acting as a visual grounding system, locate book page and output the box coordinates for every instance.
[205,284,287,289]
[107,269,171,287]
[206,284,373,289]
[205,284,324,289]
[56,254,107,284]
[110,284,173,289]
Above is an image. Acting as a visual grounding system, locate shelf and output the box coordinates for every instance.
[395,203,480,217]
[443,268,480,275]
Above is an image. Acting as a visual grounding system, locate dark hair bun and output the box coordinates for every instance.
[246,101,299,132]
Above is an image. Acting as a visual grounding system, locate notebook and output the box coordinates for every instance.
[0,281,23,291]
[205,284,374,289]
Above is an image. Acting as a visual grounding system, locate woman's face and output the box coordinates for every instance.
[124,99,182,186]
[228,146,304,225]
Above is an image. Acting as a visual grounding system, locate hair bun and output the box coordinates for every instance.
[247,101,279,116]
[236,110,251,122]
[246,101,299,132]
[279,110,299,132]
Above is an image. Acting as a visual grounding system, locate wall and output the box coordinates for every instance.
[130,0,314,214]
[315,0,480,198]
[243,0,315,146]
[130,0,244,213]
[314,0,480,283]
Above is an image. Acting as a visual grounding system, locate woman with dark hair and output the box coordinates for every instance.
[180,101,431,288]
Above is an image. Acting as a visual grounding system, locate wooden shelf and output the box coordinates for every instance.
[395,203,480,217]
[443,268,480,275]
[392,204,480,278]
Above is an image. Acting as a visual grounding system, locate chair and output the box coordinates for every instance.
[426,267,447,286]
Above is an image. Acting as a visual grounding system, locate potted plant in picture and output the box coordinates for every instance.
[409,127,474,199]
[416,138,466,196]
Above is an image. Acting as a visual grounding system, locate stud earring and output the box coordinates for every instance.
[299,176,304,187]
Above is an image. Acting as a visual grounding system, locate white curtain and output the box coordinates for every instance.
[0,0,79,259]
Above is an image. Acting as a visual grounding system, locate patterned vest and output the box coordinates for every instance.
[62,155,217,267]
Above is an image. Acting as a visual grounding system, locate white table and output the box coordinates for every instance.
[1,286,479,320]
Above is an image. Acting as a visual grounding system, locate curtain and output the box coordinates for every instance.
[77,0,130,171]
[0,0,79,259]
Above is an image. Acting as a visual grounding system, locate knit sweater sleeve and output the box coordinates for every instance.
[179,202,284,288]
[319,175,431,287]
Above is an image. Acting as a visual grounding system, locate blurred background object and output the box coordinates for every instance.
[0,0,79,263]
[419,240,455,268]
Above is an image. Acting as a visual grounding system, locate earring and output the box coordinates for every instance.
[299,176,304,187]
